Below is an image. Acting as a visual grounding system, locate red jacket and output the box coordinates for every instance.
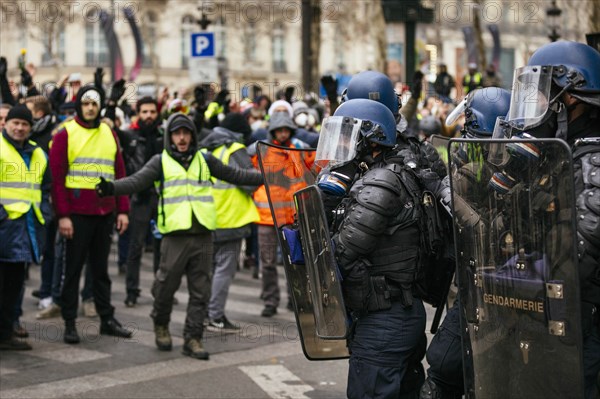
[50,116,129,218]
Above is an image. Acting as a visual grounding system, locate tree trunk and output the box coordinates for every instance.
[472,0,487,71]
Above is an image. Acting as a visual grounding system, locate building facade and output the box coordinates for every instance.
[0,0,595,101]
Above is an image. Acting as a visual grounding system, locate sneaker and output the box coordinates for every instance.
[261,306,277,318]
[82,299,97,318]
[0,337,32,351]
[208,316,240,332]
[154,324,172,351]
[32,289,42,299]
[124,294,137,308]
[182,338,209,360]
[36,303,61,319]
[38,296,53,310]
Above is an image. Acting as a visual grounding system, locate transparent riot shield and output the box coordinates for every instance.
[256,142,349,360]
[294,185,348,339]
[448,138,584,398]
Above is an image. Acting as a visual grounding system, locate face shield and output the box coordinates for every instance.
[315,116,389,168]
[446,99,466,127]
[507,66,553,131]
[315,116,362,168]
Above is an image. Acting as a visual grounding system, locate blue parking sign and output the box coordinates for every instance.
[191,33,215,57]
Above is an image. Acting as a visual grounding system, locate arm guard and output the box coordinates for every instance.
[334,167,404,266]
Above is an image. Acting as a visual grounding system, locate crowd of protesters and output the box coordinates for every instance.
[0,55,471,357]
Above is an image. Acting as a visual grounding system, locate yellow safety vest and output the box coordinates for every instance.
[210,143,259,229]
[157,150,217,234]
[64,119,117,189]
[463,72,483,94]
[0,135,47,224]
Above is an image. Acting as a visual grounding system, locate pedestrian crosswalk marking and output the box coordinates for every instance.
[30,347,111,364]
[239,365,314,399]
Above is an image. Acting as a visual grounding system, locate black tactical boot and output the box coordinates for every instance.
[64,320,80,344]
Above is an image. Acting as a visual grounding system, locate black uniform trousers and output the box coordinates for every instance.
[60,214,115,321]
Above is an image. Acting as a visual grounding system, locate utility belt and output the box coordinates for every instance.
[341,258,414,313]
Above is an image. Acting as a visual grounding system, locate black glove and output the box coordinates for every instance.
[285,87,295,103]
[21,68,33,87]
[411,71,424,100]
[109,79,126,103]
[95,177,115,197]
[320,75,338,100]
[215,89,229,106]
[194,85,207,108]
[0,57,7,77]
[94,67,104,89]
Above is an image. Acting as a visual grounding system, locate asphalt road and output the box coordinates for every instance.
[0,239,437,398]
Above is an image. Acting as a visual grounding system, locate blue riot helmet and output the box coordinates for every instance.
[506,41,600,139]
[316,99,397,196]
[528,41,600,107]
[445,87,511,138]
[344,71,401,120]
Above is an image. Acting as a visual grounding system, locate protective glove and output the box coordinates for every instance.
[94,67,104,89]
[320,75,337,101]
[215,89,229,106]
[109,79,127,103]
[194,85,207,108]
[95,177,115,197]
[411,71,424,100]
[284,87,295,103]
[21,68,33,87]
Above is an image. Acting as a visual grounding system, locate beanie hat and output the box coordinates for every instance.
[5,105,33,126]
[80,89,102,107]
[267,100,293,118]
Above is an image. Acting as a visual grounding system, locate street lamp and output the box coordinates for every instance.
[546,1,562,42]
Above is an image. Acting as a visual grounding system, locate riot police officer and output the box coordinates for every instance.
[420,87,512,399]
[316,98,427,398]
[505,41,600,399]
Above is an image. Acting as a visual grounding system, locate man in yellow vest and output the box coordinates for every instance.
[96,113,263,360]
[462,62,483,95]
[0,105,51,350]
[50,86,132,344]
[199,114,260,331]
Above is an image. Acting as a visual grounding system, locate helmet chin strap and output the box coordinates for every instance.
[555,103,569,141]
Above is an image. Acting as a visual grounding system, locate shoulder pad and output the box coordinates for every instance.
[361,167,402,195]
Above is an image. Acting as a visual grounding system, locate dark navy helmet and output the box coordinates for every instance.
[345,71,400,118]
[333,98,397,147]
[528,41,600,107]
[464,88,511,137]
[446,87,511,138]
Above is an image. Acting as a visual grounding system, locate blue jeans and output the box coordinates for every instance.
[347,298,426,399]
[39,220,58,298]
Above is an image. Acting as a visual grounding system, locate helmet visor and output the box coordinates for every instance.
[507,66,553,130]
[445,99,466,126]
[315,116,362,168]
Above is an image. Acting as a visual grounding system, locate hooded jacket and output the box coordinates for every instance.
[50,86,129,218]
[111,114,263,236]
[199,126,258,241]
